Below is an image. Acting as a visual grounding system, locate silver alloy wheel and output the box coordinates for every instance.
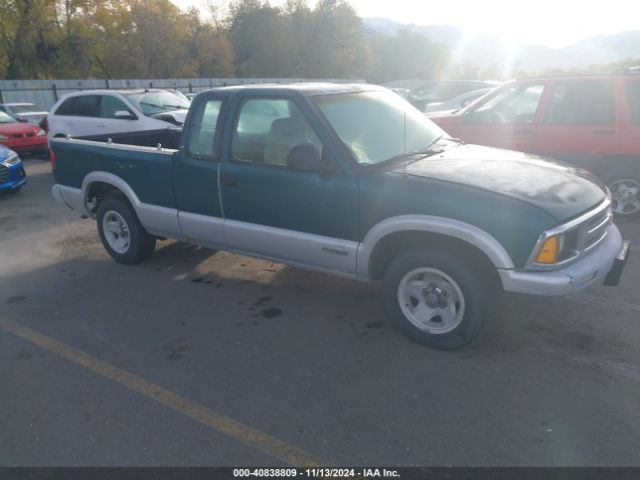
[102,210,131,254]
[610,179,640,215]
[397,267,465,334]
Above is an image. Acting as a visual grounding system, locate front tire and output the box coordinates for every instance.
[383,249,491,350]
[96,195,156,264]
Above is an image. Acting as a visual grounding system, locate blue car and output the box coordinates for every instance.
[0,144,27,193]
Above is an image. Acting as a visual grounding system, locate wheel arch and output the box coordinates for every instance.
[81,171,182,239]
[82,171,142,218]
[357,215,514,283]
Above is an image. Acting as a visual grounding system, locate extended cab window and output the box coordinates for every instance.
[186,99,223,160]
[627,81,640,124]
[467,84,544,124]
[545,81,615,124]
[231,98,322,166]
[56,95,100,117]
[100,95,134,119]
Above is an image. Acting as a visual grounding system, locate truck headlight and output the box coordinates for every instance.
[0,134,9,140]
[534,234,565,264]
[36,128,46,136]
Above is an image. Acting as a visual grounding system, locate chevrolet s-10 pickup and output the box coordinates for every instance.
[50,83,630,349]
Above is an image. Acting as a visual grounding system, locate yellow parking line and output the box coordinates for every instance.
[0,316,322,467]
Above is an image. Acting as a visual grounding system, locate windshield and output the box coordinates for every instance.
[312,90,444,165]
[9,104,43,113]
[0,111,16,123]
[124,91,190,116]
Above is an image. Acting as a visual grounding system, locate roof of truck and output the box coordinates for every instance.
[203,82,379,96]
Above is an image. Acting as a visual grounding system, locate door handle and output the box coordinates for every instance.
[98,122,107,127]
[221,175,238,187]
[593,129,615,135]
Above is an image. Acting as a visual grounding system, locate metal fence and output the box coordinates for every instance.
[0,77,364,110]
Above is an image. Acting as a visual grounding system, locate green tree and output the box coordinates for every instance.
[184,7,236,77]
[0,0,61,79]
[227,0,296,77]
[292,0,370,78]
[369,29,450,83]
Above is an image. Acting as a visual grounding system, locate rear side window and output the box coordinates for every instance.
[627,81,640,124]
[545,81,615,124]
[185,99,223,160]
[55,95,100,117]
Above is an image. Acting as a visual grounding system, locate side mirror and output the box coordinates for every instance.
[287,144,336,175]
[114,110,136,120]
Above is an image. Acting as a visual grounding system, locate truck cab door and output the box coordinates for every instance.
[174,95,226,245]
[218,95,359,277]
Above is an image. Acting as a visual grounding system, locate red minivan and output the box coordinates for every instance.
[430,71,640,216]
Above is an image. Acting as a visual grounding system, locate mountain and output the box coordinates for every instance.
[363,18,640,73]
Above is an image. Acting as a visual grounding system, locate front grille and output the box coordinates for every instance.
[0,164,8,183]
[583,207,612,252]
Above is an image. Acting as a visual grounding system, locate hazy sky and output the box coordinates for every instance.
[169,0,638,48]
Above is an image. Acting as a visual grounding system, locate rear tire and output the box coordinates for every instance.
[96,195,156,264]
[383,249,491,350]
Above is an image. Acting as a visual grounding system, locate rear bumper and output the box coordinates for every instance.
[499,224,627,296]
[51,184,85,212]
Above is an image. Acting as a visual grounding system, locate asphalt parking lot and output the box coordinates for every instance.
[1,157,640,467]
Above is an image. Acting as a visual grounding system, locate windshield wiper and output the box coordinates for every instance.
[367,135,448,172]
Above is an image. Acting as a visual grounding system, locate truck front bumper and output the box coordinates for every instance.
[499,224,629,296]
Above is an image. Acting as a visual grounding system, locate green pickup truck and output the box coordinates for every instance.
[51,83,630,350]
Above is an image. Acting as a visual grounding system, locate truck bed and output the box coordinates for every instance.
[51,129,179,210]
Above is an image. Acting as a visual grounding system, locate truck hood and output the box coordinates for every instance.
[396,144,607,222]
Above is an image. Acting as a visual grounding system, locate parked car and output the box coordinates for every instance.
[425,88,493,113]
[44,89,191,141]
[0,144,27,193]
[429,71,640,216]
[50,83,629,350]
[408,80,499,110]
[0,110,48,157]
[0,102,48,125]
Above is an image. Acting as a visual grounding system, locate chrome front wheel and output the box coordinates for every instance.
[383,249,490,350]
[397,267,466,335]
